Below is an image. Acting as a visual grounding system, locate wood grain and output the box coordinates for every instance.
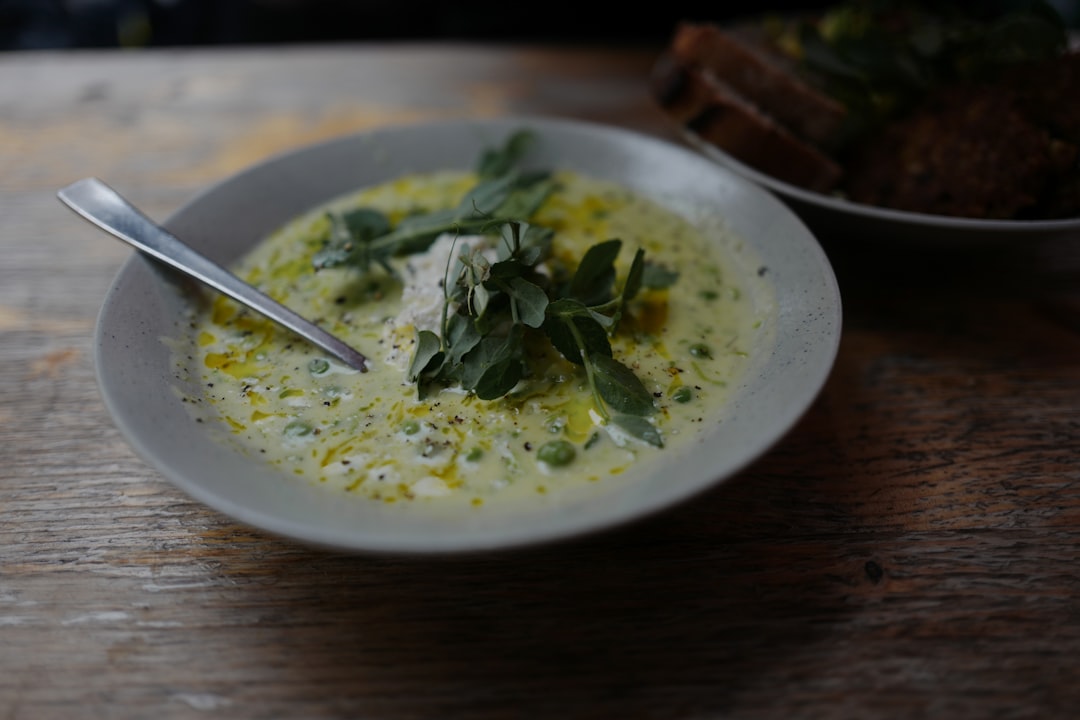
[2,44,1079,720]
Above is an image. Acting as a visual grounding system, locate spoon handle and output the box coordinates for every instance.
[58,178,369,372]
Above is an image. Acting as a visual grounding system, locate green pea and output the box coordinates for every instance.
[283,420,314,438]
[672,386,693,403]
[689,343,711,359]
[537,440,576,467]
[308,358,330,375]
[465,447,484,462]
[402,419,421,435]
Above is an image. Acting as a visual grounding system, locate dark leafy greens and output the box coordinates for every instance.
[313,137,556,277]
[409,225,676,446]
[791,0,1068,132]
[313,130,679,447]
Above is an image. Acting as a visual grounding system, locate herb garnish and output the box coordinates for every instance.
[313,130,679,447]
[312,131,555,277]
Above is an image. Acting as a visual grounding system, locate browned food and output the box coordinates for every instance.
[650,13,1080,221]
[1001,50,1080,146]
[669,21,848,151]
[841,83,1079,219]
[650,50,843,193]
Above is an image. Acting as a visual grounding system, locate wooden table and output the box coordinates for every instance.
[3,43,1079,720]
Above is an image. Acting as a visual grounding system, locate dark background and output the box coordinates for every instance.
[2,0,826,49]
[2,0,1078,51]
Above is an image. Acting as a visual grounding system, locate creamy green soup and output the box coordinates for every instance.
[174,167,771,512]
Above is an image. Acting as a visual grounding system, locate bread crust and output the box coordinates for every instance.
[671,21,848,150]
[651,51,843,193]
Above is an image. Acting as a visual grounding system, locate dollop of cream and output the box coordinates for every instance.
[381,233,494,370]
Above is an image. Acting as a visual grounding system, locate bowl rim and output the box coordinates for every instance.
[683,129,1080,235]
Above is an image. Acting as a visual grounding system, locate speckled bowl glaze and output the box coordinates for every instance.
[93,116,842,554]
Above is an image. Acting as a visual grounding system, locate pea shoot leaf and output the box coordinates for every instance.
[476,129,536,179]
[443,311,482,367]
[460,325,524,397]
[543,300,612,365]
[611,414,664,448]
[312,208,391,270]
[407,330,443,381]
[567,238,621,305]
[622,248,646,302]
[473,356,523,400]
[503,277,547,328]
[590,354,656,416]
[640,261,680,289]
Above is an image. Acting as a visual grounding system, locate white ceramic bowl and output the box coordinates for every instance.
[93,116,841,554]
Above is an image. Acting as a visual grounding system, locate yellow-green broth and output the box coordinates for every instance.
[174,169,772,512]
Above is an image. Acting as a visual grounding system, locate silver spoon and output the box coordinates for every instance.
[57,177,370,372]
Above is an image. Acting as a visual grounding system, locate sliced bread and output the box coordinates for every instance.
[651,51,843,193]
[670,21,848,151]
